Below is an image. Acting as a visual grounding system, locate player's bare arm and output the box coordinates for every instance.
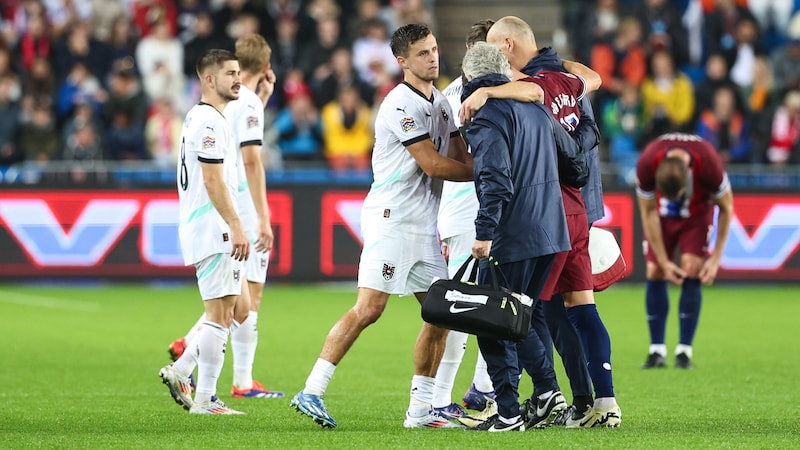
[562,59,602,92]
[700,188,734,285]
[637,194,686,284]
[459,81,543,124]
[202,161,250,261]
[446,134,472,165]
[257,68,276,109]
[405,138,473,181]
[241,144,273,252]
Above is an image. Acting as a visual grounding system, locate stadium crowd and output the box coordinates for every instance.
[1,0,800,182]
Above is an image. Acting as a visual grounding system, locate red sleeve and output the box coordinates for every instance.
[695,140,727,194]
[636,144,659,194]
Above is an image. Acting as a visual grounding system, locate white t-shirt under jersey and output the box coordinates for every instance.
[437,76,479,239]
[362,81,459,237]
[224,85,265,237]
[177,102,239,265]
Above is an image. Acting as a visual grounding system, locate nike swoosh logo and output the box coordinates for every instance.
[449,304,478,314]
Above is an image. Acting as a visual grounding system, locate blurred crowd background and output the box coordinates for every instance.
[2,0,800,186]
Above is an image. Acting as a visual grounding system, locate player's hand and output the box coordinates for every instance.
[230,222,250,262]
[472,240,492,259]
[699,258,720,285]
[662,260,687,285]
[459,88,489,125]
[254,220,274,253]
[257,68,276,108]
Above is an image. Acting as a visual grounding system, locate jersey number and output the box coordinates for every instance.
[179,137,188,191]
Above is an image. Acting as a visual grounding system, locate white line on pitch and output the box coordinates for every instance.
[0,291,100,312]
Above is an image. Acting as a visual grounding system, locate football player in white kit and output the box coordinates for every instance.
[159,49,249,415]
[166,35,284,400]
[291,24,474,429]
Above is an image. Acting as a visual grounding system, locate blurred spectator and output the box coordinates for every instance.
[302,0,342,43]
[345,0,399,46]
[271,15,300,92]
[103,59,148,160]
[212,0,271,43]
[695,85,751,163]
[135,13,184,109]
[352,18,400,88]
[21,56,53,101]
[275,91,324,164]
[694,53,743,118]
[561,0,600,62]
[399,0,434,29]
[705,0,758,64]
[766,89,800,165]
[310,46,374,109]
[41,0,91,39]
[640,50,696,140]
[106,15,139,67]
[61,99,101,147]
[52,21,111,84]
[183,10,233,79]
[89,0,125,42]
[0,46,21,99]
[592,0,621,45]
[18,99,59,162]
[0,74,22,166]
[321,85,373,171]
[747,0,794,45]
[633,0,690,66]
[145,98,181,168]
[741,55,780,156]
[770,16,800,93]
[132,0,177,38]
[175,0,208,44]
[724,17,762,89]
[227,11,261,41]
[62,115,102,162]
[602,82,647,183]
[14,6,51,73]
[590,16,648,112]
[55,61,105,121]
[297,16,344,83]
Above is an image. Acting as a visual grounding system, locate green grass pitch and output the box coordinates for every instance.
[0,282,798,449]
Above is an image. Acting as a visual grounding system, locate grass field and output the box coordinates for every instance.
[1,282,798,449]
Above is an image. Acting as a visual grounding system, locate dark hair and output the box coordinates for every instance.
[655,156,688,200]
[466,19,494,47]
[196,49,237,78]
[390,23,431,57]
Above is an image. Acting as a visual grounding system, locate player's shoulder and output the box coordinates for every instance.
[186,103,225,129]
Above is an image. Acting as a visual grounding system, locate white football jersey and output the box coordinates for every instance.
[177,102,239,265]
[362,82,459,237]
[223,85,264,238]
[438,76,479,239]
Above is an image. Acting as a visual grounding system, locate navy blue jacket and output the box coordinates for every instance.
[521,47,605,224]
[463,73,573,263]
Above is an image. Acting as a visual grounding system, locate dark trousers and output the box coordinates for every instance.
[476,254,555,419]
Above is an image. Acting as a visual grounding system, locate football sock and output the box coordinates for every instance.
[675,344,693,358]
[432,330,468,408]
[499,415,521,425]
[185,314,205,345]
[544,294,592,398]
[232,312,258,389]
[473,350,494,393]
[567,304,615,399]
[195,321,229,404]
[679,278,702,346]
[408,375,435,416]
[537,390,554,401]
[645,280,669,345]
[304,358,336,396]
[594,396,618,409]
[649,343,667,357]
[173,334,200,375]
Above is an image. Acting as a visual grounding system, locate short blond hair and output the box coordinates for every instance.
[235,34,272,74]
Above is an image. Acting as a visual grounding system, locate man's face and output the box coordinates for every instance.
[400,33,439,82]
[213,60,241,101]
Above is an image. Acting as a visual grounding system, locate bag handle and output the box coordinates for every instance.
[452,255,510,292]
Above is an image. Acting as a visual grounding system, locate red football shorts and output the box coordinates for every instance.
[644,215,713,263]
[540,213,593,300]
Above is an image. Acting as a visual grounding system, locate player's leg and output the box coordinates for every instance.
[462,350,495,411]
[641,221,679,368]
[544,294,593,416]
[674,221,709,369]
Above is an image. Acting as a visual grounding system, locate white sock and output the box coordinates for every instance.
[408,375,435,416]
[499,415,521,425]
[185,314,206,344]
[173,337,199,375]
[675,344,693,358]
[649,344,667,357]
[194,321,229,404]
[594,396,618,409]
[232,312,258,389]
[538,390,554,401]
[304,358,336,396]
[432,331,468,408]
[473,350,494,393]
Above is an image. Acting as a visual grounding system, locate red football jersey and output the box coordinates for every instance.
[635,133,730,220]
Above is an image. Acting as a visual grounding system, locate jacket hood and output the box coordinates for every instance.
[461,73,511,101]
[521,47,564,75]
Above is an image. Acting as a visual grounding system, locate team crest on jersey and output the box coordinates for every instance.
[202,135,215,150]
[246,116,259,128]
[382,263,396,281]
[233,268,240,282]
[401,116,418,133]
[441,106,449,122]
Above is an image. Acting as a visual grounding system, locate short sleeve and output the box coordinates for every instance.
[635,148,657,199]
[236,101,264,147]
[385,99,431,147]
[196,117,226,162]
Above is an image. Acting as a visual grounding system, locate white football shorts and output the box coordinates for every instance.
[358,230,448,296]
[244,249,269,283]
[194,253,244,301]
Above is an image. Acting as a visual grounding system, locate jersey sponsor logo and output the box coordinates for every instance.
[400,116,418,133]
[202,135,215,150]
[246,116,259,128]
[382,262,395,280]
